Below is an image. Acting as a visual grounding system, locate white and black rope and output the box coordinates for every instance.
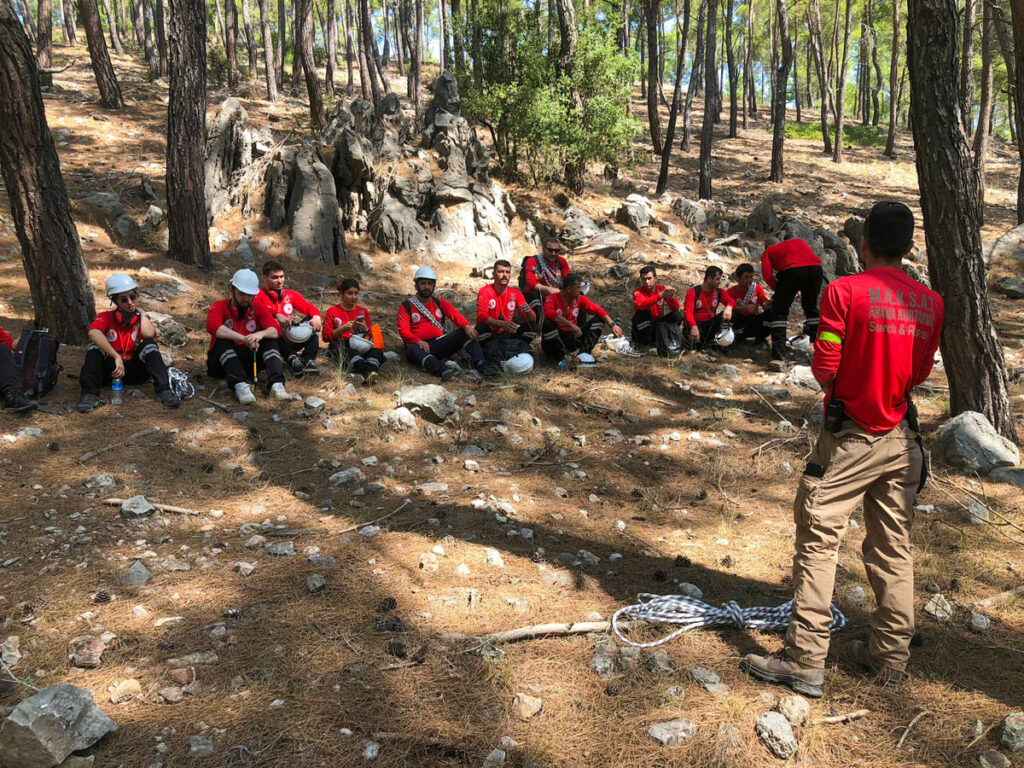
[167,367,195,400]
[612,593,846,648]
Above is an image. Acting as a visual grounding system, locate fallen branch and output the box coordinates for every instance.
[808,709,870,726]
[198,395,231,412]
[265,528,328,538]
[337,499,412,534]
[441,619,636,645]
[976,585,1024,608]
[749,386,789,423]
[38,57,79,74]
[895,710,929,750]
[0,658,38,692]
[79,427,161,463]
[101,498,202,515]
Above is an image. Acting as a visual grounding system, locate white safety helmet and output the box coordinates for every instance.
[230,268,260,296]
[502,353,534,375]
[285,323,313,344]
[581,280,592,296]
[606,336,633,354]
[348,334,373,353]
[105,273,138,297]
[575,352,597,366]
[414,266,437,282]
[715,326,735,347]
[791,334,812,351]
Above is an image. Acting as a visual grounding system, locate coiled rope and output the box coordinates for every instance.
[167,368,196,400]
[611,593,847,648]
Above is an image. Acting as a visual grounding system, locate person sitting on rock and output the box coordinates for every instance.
[520,239,571,340]
[75,274,180,413]
[397,266,485,382]
[726,263,771,349]
[683,266,735,351]
[206,269,292,405]
[475,259,536,375]
[324,278,384,385]
[631,265,683,356]
[761,235,824,361]
[0,326,36,414]
[253,260,323,376]
[542,273,623,364]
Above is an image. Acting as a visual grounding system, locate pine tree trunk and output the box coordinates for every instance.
[961,0,976,130]
[356,0,371,99]
[998,1,1024,221]
[167,0,211,269]
[257,0,278,99]
[832,0,852,162]
[413,0,422,111]
[63,0,77,43]
[130,0,144,50]
[909,0,1015,440]
[438,0,446,70]
[724,0,736,136]
[38,0,54,87]
[769,0,791,182]
[276,0,284,87]
[325,0,337,94]
[295,0,323,126]
[681,0,706,150]
[808,0,833,154]
[143,0,159,79]
[80,0,125,107]
[884,0,899,155]
[155,0,167,74]
[225,0,238,87]
[0,0,96,343]
[698,0,717,198]
[452,0,463,70]
[793,28,801,123]
[358,0,380,104]
[344,0,355,95]
[972,0,994,221]
[656,0,690,193]
[644,0,663,153]
[101,0,123,55]
[557,0,585,193]
[240,0,257,79]
[744,0,755,115]
[19,0,36,42]
[291,0,302,93]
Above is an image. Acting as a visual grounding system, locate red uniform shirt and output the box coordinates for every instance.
[633,284,681,320]
[253,288,321,321]
[684,285,735,325]
[543,291,608,324]
[476,284,530,333]
[0,326,13,349]
[814,266,944,434]
[726,283,770,308]
[323,304,372,343]
[396,298,469,344]
[523,255,571,291]
[88,310,156,357]
[761,239,821,290]
[206,299,281,350]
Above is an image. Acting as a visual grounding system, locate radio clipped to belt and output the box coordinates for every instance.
[906,394,929,493]
[823,398,846,433]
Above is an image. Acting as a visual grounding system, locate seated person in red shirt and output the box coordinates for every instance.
[761,235,824,361]
[683,266,735,350]
[397,267,485,382]
[519,239,571,340]
[631,265,683,356]
[206,269,291,405]
[254,261,323,376]
[726,263,770,348]
[542,273,623,363]
[475,259,536,374]
[324,278,384,385]
[0,326,35,414]
[75,274,179,413]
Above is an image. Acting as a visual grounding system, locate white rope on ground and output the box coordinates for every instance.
[167,367,195,399]
[611,593,847,648]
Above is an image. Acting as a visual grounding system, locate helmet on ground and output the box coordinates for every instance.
[575,352,597,365]
[715,326,735,347]
[414,266,437,282]
[105,273,138,297]
[791,334,812,351]
[349,334,373,353]
[606,336,632,354]
[285,323,313,344]
[230,268,260,295]
[502,353,534,375]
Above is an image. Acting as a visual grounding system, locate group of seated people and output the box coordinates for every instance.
[0,235,823,410]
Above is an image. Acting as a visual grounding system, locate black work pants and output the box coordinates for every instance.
[765,265,824,348]
[683,315,723,350]
[404,327,485,376]
[540,314,605,362]
[732,311,769,343]
[631,309,684,355]
[280,334,320,364]
[80,340,171,396]
[522,289,548,341]
[327,341,385,378]
[206,338,285,390]
[0,344,23,402]
[475,323,533,373]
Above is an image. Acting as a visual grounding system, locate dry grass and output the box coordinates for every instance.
[0,42,1022,768]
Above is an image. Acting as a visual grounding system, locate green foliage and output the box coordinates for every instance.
[785,120,887,147]
[207,46,230,87]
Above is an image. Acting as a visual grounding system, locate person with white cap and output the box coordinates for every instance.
[475,259,536,376]
[253,261,323,376]
[396,266,485,381]
[324,278,385,385]
[206,269,291,404]
[76,273,180,413]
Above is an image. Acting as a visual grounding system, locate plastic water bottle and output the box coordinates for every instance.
[557,360,567,372]
[111,377,123,405]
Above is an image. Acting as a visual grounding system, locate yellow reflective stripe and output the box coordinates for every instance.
[819,331,842,344]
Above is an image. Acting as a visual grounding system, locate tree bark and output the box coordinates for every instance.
[355,0,371,99]
[724,0,736,136]
[644,0,663,153]
[870,0,882,125]
[18,0,36,41]
[240,0,257,79]
[37,0,53,87]
[908,0,1015,441]
[63,0,77,43]
[744,0,755,116]
[972,0,994,220]
[451,0,463,70]
[167,0,210,269]
[257,0,277,99]
[1001,1,1024,221]
[344,0,354,95]
[884,0,899,155]
[154,0,167,75]
[769,0,791,182]
[79,0,124,107]
[557,0,586,193]
[698,0,717,198]
[832,0,853,162]
[473,0,483,84]
[656,0,690,193]
[0,0,96,344]
[961,0,977,130]
[295,0,323,126]
[793,23,801,123]
[225,0,238,87]
[438,0,446,70]
[276,0,284,88]
[142,0,158,79]
[358,0,380,104]
[681,0,706,150]
[101,0,123,55]
[325,0,337,95]
[291,0,302,93]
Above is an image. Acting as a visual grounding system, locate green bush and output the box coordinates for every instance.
[784,121,888,148]
[207,46,229,87]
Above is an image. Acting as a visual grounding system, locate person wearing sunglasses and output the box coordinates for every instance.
[76,273,180,413]
[519,239,571,341]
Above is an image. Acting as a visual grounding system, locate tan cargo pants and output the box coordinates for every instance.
[784,419,923,671]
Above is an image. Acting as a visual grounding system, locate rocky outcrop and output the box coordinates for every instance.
[205,98,251,220]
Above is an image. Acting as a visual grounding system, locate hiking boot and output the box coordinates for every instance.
[5,391,37,414]
[303,358,319,375]
[76,393,102,413]
[289,355,305,375]
[234,382,257,405]
[463,369,484,383]
[363,371,379,386]
[270,382,292,400]
[847,640,907,692]
[440,365,460,382]
[156,389,181,408]
[740,651,824,698]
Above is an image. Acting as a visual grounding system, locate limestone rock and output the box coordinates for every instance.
[756,711,798,758]
[119,495,155,520]
[616,194,652,234]
[560,207,600,248]
[397,384,456,422]
[68,635,108,668]
[120,561,152,586]
[777,695,810,725]
[983,222,1024,265]
[378,407,417,433]
[979,749,1011,768]
[286,146,347,264]
[329,467,364,486]
[205,98,251,219]
[935,411,1019,475]
[924,593,953,622]
[647,719,695,746]
[146,311,189,347]
[1001,712,1024,752]
[785,365,822,392]
[109,679,141,704]
[370,193,428,253]
[511,692,543,720]
[994,277,1024,299]
[0,636,21,668]
[746,200,780,234]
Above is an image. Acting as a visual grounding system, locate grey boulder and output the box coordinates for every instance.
[397,384,456,422]
[935,411,1019,475]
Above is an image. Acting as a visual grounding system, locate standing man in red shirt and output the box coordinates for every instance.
[761,236,824,361]
[253,261,323,376]
[476,259,536,374]
[742,202,944,698]
[0,325,35,414]
[75,274,180,413]
[206,269,291,405]
[520,239,571,341]
[397,267,485,382]
[726,263,771,348]
[631,265,683,356]
[542,273,623,364]
[683,266,735,350]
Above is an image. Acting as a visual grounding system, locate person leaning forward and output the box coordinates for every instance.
[741,202,944,698]
[541,273,623,364]
[475,259,536,375]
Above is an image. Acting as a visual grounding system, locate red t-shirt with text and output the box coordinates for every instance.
[253,288,321,320]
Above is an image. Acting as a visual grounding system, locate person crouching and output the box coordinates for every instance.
[324,278,384,385]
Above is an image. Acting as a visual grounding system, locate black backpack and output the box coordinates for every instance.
[517,255,535,292]
[14,330,61,397]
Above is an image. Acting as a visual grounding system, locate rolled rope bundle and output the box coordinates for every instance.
[611,593,847,648]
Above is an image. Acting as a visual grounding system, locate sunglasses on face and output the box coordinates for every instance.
[545,248,561,254]
[115,292,138,304]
